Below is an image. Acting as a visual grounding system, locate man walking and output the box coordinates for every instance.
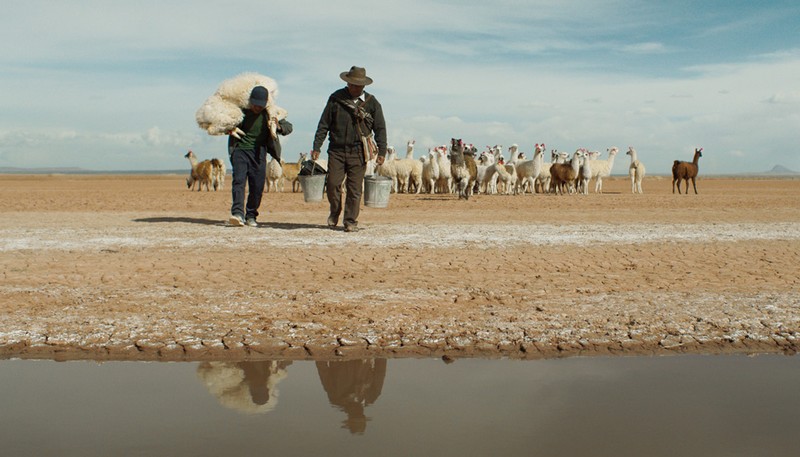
[311,66,387,232]
[228,85,292,227]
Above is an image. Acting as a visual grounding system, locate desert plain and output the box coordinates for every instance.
[0,173,798,361]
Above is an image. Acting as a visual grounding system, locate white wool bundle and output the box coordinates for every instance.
[196,361,289,414]
[195,94,245,136]
[216,72,279,107]
[195,72,287,137]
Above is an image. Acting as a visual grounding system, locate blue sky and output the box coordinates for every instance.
[1,0,799,174]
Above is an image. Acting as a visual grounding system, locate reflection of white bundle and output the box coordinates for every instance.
[195,72,288,137]
[196,361,289,414]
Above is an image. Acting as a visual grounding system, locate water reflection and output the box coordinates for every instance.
[197,359,386,433]
[316,359,387,434]
[2,355,799,456]
[196,358,388,433]
[196,361,292,413]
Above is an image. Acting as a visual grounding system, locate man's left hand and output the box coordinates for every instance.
[375,155,385,166]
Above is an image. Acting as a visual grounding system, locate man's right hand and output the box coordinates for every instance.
[228,127,245,139]
[310,150,321,161]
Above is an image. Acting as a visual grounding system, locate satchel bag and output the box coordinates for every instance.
[335,95,377,162]
[360,134,378,162]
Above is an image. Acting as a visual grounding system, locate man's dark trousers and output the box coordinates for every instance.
[326,148,366,228]
[230,147,267,220]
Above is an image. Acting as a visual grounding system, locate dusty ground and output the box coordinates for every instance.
[1,174,798,362]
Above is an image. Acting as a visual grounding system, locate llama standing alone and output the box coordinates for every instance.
[673,147,703,194]
[627,146,646,194]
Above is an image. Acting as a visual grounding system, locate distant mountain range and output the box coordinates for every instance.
[762,165,798,175]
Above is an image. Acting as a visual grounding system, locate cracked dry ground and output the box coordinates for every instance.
[1,174,798,361]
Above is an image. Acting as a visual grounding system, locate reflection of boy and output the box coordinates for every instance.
[196,360,292,413]
[316,359,387,434]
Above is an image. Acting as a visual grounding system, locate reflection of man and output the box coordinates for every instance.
[316,359,387,434]
[196,360,292,414]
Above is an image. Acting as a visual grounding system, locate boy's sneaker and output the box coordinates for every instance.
[228,214,244,227]
[245,217,258,227]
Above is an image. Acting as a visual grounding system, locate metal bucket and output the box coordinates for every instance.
[299,174,326,203]
[363,174,392,208]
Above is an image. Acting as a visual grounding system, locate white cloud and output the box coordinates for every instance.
[621,42,668,54]
[763,91,800,104]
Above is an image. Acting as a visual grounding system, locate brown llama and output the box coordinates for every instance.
[280,152,308,192]
[184,150,214,191]
[549,149,582,194]
[672,147,703,194]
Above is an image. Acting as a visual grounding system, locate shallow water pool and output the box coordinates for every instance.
[1,354,798,456]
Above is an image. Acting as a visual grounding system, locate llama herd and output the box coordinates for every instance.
[372,140,644,198]
[183,143,704,196]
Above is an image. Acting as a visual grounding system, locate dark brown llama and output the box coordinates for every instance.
[672,147,703,194]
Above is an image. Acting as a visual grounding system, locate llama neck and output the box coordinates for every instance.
[451,150,465,166]
[508,148,518,164]
[571,153,581,172]
[533,149,543,169]
[607,151,617,168]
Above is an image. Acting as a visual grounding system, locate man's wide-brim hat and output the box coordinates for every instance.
[340,66,373,86]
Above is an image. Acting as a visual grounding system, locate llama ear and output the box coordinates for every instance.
[699,147,703,152]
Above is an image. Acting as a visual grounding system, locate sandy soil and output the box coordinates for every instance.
[1,174,798,361]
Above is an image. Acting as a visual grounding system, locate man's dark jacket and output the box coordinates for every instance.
[313,88,387,158]
[228,109,293,162]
